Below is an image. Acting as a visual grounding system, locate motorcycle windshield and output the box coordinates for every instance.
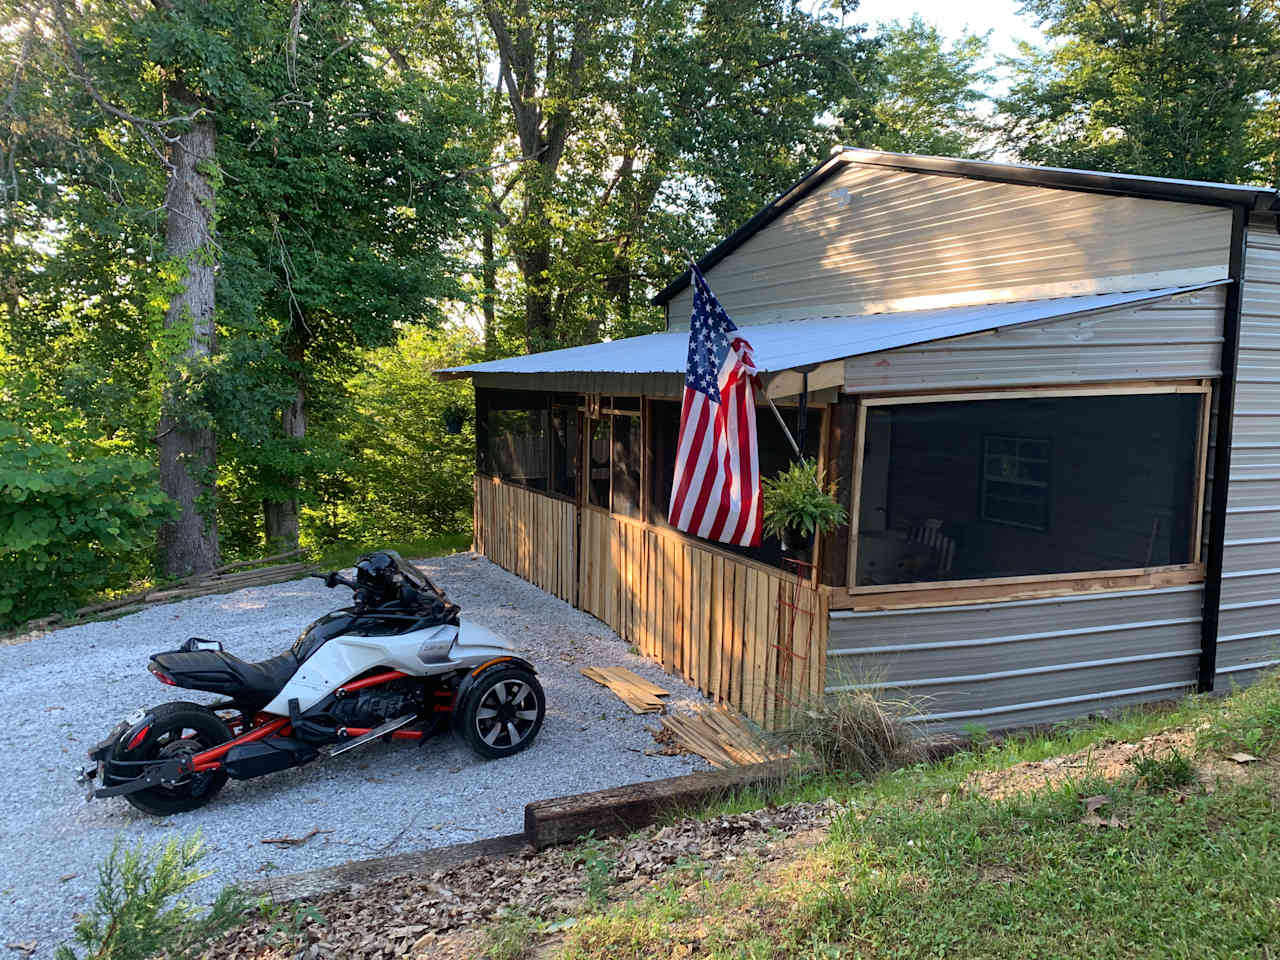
[382,550,447,600]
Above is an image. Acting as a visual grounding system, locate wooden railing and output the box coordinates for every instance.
[577,507,827,729]
[474,477,828,729]
[473,477,578,606]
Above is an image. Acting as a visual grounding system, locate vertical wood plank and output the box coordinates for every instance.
[741,568,758,721]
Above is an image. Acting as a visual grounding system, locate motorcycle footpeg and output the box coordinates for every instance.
[323,714,418,759]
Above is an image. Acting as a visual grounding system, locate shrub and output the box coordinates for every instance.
[0,424,173,629]
[55,834,245,960]
[788,689,919,777]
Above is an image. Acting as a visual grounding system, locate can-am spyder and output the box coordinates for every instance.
[76,551,545,816]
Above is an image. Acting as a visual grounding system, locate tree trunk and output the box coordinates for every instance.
[522,235,555,349]
[156,104,221,577]
[482,220,497,353]
[264,340,307,551]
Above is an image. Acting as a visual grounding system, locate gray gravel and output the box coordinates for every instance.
[0,552,710,956]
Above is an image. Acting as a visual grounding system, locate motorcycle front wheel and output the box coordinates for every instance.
[112,701,232,816]
[458,667,545,760]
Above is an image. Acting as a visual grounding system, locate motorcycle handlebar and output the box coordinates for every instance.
[309,572,360,591]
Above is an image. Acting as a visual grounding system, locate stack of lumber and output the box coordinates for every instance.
[660,704,789,769]
[581,666,670,714]
[9,550,315,638]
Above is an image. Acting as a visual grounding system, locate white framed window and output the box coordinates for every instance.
[981,435,1049,531]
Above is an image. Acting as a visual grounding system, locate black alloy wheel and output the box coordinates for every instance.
[111,701,232,816]
[459,667,545,759]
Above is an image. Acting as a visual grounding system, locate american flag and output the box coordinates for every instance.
[667,264,762,547]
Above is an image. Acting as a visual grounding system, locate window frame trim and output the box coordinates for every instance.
[844,380,1213,604]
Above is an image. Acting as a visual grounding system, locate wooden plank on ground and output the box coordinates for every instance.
[581,666,670,714]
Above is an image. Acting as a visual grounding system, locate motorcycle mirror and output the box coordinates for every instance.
[324,572,341,588]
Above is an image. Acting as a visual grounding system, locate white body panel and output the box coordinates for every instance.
[262,619,515,715]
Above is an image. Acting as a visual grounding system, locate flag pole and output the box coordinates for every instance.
[683,248,803,459]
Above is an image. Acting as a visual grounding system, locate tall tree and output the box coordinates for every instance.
[843,17,993,158]
[46,0,236,574]
[998,0,1279,183]
[368,0,877,351]
[210,0,480,551]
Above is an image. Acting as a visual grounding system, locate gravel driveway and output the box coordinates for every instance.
[0,553,710,957]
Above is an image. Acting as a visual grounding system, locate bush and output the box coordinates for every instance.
[0,424,172,629]
[56,834,245,960]
[788,689,919,777]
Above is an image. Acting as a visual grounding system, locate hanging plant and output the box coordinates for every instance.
[762,458,848,550]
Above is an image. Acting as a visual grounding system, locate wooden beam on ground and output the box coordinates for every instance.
[523,760,795,849]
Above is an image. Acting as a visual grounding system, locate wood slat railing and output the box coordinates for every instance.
[473,477,578,606]
[577,506,827,729]
[474,477,827,729]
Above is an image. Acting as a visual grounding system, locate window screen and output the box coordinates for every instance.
[487,409,549,491]
[854,393,1202,587]
[611,413,643,517]
[587,416,610,508]
[550,405,579,498]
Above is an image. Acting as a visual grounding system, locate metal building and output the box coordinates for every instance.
[441,148,1280,732]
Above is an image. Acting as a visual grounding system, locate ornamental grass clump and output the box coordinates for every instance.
[788,688,920,778]
[761,458,847,541]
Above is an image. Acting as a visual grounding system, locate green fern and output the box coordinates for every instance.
[762,458,848,539]
[56,833,245,960]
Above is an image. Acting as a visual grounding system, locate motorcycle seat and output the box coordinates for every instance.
[150,649,299,709]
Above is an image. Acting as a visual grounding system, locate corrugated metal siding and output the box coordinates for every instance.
[669,165,1232,328]
[844,286,1225,393]
[1216,217,1280,683]
[827,587,1202,731]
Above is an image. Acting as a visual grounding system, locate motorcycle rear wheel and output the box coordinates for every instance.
[113,701,232,816]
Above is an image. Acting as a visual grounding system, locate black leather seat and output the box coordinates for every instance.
[150,649,299,709]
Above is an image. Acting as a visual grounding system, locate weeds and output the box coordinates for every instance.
[1199,671,1280,758]
[787,688,918,777]
[1132,745,1195,791]
[477,911,539,960]
[576,834,615,908]
[56,833,245,960]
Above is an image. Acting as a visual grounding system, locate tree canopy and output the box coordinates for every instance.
[3,0,1278,626]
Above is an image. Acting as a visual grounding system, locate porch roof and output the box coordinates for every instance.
[439,283,1225,383]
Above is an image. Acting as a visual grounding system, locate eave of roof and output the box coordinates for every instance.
[650,148,1279,308]
[440,283,1226,381]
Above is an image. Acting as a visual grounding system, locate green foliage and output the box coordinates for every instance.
[1198,670,1280,758]
[55,833,246,960]
[998,0,1279,183]
[761,458,848,540]
[845,17,995,157]
[0,420,172,628]
[305,324,480,549]
[577,834,616,908]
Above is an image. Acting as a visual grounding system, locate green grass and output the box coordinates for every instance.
[307,533,472,572]
[555,674,1280,960]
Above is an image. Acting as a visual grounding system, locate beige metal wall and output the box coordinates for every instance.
[1215,217,1280,684]
[826,284,1227,730]
[843,286,1226,392]
[669,163,1232,328]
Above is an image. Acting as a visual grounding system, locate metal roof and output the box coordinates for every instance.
[651,148,1278,307]
[440,283,1226,381]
